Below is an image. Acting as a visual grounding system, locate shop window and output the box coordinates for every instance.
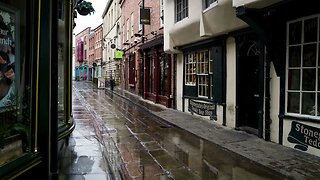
[98,65,102,77]
[0,0,32,165]
[57,0,68,127]
[175,0,188,22]
[185,50,212,98]
[159,52,167,96]
[129,54,135,85]
[148,53,154,93]
[185,53,196,85]
[286,15,320,117]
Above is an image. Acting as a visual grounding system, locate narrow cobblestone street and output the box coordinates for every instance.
[57,81,306,180]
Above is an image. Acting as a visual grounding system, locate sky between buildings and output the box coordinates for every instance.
[73,0,107,45]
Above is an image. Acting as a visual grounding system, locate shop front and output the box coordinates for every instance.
[179,38,226,123]
[236,0,320,156]
[0,0,75,178]
[141,36,173,108]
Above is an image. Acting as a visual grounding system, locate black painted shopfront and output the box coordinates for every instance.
[236,0,320,146]
[0,0,75,178]
[180,38,226,122]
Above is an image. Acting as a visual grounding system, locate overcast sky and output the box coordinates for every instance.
[73,0,107,45]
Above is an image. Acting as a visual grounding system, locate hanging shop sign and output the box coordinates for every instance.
[140,8,150,25]
[188,99,217,120]
[115,51,123,59]
[288,121,320,151]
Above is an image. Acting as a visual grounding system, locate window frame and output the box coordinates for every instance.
[130,13,134,37]
[138,2,142,31]
[185,53,196,86]
[285,14,320,119]
[126,19,129,41]
[202,0,218,11]
[160,0,164,27]
[184,49,213,98]
[175,0,188,22]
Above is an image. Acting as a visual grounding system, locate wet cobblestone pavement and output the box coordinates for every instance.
[60,81,320,180]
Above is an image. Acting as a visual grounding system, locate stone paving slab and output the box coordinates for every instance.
[108,88,320,179]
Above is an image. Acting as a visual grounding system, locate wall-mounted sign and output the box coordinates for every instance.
[188,99,217,120]
[115,51,123,59]
[288,121,320,151]
[140,8,150,25]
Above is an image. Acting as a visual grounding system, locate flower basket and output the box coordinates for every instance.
[76,1,95,16]
[77,7,90,16]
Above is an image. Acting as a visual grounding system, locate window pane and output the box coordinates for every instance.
[177,2,181,13]
[177,14,181,22]
[0,0,31,165]
[302,92,315,115]
[288,69,300,90]
[319,43,320,67]
[185,6,188,19]
[287,92,300,113]
[58,0,67,127]
[289,21,302,45]
[302,69,316,91]
[303,44,316,67]
[318,68,320,91]
[289,46,301,67]
[304,17,318,43]
[318,93,320,116]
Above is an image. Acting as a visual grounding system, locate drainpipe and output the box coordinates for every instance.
[141,0,145,98]
[142,0,145,44]
[222,43,226,126]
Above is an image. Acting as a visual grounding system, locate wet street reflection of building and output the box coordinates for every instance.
[71,81,285,180]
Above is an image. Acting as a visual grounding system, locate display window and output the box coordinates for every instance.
[0,0,32,166]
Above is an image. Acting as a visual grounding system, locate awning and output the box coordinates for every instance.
[139,35,164,50]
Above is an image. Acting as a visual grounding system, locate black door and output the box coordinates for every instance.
[237,39,263,135]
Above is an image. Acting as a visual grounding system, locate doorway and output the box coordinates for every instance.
[236,37,264,136]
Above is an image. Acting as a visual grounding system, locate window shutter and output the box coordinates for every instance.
[212,46,223,104]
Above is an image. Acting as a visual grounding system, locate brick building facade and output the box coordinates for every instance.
[119,0,175,108]
[75,27,90,80]
[94,24,103,79]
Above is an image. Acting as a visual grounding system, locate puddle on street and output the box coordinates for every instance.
[72,82,285,180]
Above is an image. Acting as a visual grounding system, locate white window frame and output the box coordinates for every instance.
[175,0,188,22]
[285,14,320,119]
[126,19,130,41]
[185,50,212,98]
[185,53,196,86]
[131,13,134,37]
[160,0,164,27]
[203,0,218,12]
[138,2,142,31]
[122,25,125,43]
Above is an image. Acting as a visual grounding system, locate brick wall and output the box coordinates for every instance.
[120,0,162,95]
[75,27,91,67]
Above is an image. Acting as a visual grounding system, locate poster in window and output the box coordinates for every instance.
[0,4,18,111]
